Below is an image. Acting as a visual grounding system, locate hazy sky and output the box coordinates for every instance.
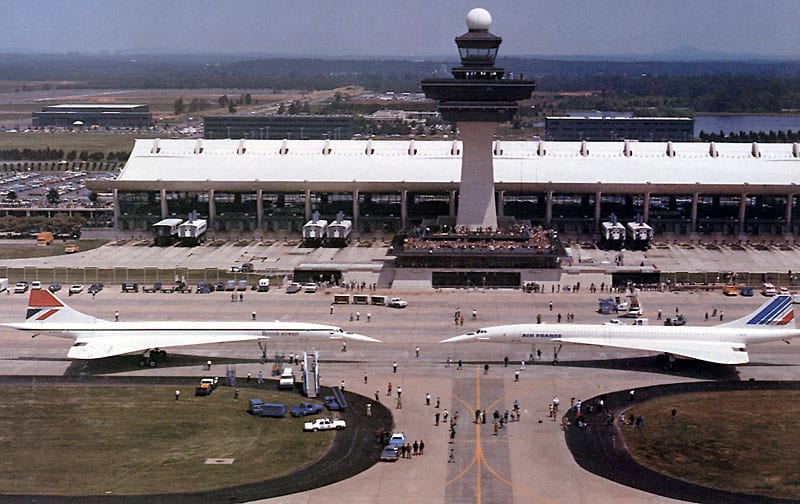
[3,0,798,58]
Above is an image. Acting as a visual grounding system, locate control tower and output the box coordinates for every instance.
[422,8,535,230]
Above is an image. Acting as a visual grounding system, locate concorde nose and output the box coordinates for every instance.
[440,332,479,343]
[339,332,382,343]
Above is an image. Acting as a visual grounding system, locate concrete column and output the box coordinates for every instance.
[208,189,216,230]
[455,121,498,230]
[400,190,408,230]
[643,192,651,222]
[256,189,264,230]
[449,190,457,218]
[691,193,699,233]
[594,191,602,231]
[113,189,120,231]
[304,189,312,221]
[352,189,359,232]
[786,194,793,231]
[545,190,553,226]
[497,190,505,218]
[160,188,168,219]
[739,193,747,234]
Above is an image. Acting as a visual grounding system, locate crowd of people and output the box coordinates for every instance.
[400,225,556,254]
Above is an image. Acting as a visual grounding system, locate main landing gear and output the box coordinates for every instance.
[138,349,168,367]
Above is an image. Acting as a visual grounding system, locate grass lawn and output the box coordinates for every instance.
[0,132,153,156]
[622,390,800,499]
[0,239,108,260]
[0,385,332,495]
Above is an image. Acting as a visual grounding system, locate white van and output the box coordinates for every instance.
[257,278,270,292]
[278,367,295,389]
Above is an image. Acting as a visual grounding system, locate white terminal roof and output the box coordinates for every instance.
[108,138,800,194]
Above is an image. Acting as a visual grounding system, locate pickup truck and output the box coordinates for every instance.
[290,401,324,417]
[303,417,346,432]
[195,377,219,396]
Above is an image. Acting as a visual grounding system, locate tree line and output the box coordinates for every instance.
[0,148,129,162]
[3,54,800,114]
[698,129,800,143]
[0,214,84,236]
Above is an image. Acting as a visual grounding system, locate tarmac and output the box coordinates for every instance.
[1,235,799,504]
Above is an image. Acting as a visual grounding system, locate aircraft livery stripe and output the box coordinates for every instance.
[756,298,791,325]
[35,309,60,321]
[748,297,792,325]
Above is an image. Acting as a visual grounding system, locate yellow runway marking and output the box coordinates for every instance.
[443,365,562,504]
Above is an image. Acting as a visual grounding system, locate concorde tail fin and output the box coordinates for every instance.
[25,289,102,325]
[719,294,794,329]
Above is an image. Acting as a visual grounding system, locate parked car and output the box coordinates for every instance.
[143,282,162,293]
[664,314,687,326]
[121,282,138,293]
[380,445,400,462]
[195,282,214,294]
[740,287,754,297]
[303,282,319,293]
[388,432,407,447]
[48,283,62,293]
[224,280,236,291]
[13,282,28,294]
[387,297,408,308]
[88,283,103,294]
[722,285,739,296]
[290,402,324,417]
[31,281,42,290]
[762,283,777,296]
[236,280,248,291]
[285,282,302,294]
[303,417,346,432]
[68,284,83,295]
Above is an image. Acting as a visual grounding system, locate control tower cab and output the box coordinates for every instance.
[422,8,535,230]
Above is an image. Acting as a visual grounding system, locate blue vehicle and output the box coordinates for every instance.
[380,445,400,462]
[248,398,287,418]
[290,401,324,417]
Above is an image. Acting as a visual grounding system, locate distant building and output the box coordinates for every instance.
[364,109,440,124]
[545,116,694,142]
[32,104,153,128]
[203,115,354,140]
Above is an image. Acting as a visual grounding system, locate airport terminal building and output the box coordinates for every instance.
[32,104,153,128]
[89,137,800,238]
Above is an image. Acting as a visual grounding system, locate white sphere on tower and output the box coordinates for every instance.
[466,8,492,30]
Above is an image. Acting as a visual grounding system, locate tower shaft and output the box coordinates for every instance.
[456,122,498,230]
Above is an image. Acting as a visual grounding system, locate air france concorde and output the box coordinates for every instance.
[441,295,799,365]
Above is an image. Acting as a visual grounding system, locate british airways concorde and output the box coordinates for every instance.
[5,289,379,366]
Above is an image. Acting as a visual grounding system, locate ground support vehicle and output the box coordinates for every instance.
[247,398,287,417]
[290,402,324,417]
[303,417,346,432]
[195,377,219,396]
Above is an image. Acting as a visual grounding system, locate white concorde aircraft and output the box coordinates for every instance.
[5,289,379,365]
[441,295,799,365]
